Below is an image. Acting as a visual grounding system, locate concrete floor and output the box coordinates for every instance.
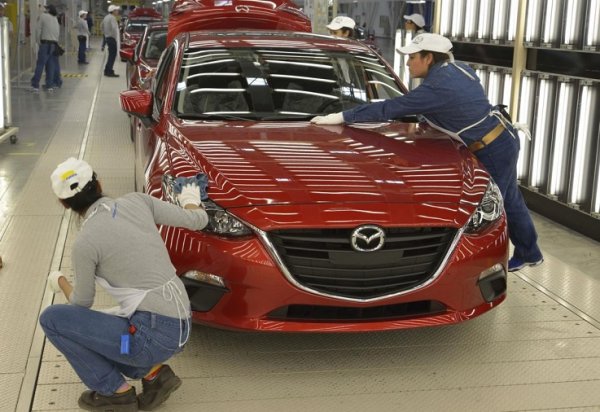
[1,39,600,412]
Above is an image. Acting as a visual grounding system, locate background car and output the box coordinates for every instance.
[168,0,311,42]
[120,7,163,62]
[122,22,168,142]
[121,30,509,332]
[122,22,168,90]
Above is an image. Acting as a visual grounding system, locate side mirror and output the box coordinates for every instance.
[120,89,153,122]
[120,48,134,62]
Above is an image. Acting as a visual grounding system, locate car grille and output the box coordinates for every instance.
[267,227,457,299]
[267,301,447,322]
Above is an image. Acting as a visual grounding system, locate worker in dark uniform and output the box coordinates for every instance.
[311,33,544,272]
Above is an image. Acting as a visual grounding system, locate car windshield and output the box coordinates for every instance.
[174,47,403,120]
[143,31,167,60]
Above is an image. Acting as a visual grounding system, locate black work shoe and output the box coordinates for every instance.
[104,73,120,77]
[78,387,138,412]
[138,365,182,411]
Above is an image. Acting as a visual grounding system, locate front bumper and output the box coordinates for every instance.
[165,215,508,332]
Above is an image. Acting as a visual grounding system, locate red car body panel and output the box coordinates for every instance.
[168,0,311,42]
[122,31,509,332]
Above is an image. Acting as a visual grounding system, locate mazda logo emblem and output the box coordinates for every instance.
[351,225,385,252]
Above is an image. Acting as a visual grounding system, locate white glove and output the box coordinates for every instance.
[177,183,201,207]
[48,270,64,293]
[310,112,345,125]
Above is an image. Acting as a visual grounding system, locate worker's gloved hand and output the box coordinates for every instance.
[310,112,345,125]
[174,173,209,200]
[48,270,64,293]
[177,183,201,207]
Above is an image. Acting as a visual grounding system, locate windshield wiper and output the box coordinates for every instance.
[178,113,258,121]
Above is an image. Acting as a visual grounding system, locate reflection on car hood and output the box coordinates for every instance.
[166,121,490,223]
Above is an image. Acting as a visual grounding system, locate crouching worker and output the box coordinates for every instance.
[40,157,208,411]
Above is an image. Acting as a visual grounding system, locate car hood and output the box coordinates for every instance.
[165,120,489,225]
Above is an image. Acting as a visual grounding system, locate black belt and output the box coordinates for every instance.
[40,40,56,44]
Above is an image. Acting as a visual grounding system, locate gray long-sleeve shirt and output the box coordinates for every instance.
[70,193,209,319]
[35,12,59,43]
[76,17,90,37]
[102,13,119,39]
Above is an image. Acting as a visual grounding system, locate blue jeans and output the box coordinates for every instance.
[104,37,117,75]
[476,130,543,262]
[31,42,56,89]
[78,35,87,63]
[40,306,190,395]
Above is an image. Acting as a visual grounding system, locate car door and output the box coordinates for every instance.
[134,43,177,192]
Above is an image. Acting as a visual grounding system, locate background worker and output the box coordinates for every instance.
[326,15,356,38]
[102,4,120,77]
[311,33,544,272]
[76,10,90,64]
[30,4,60,93]
[404,13,427,34]
[40,157,209,411]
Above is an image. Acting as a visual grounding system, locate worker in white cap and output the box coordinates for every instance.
[102,4,121,77]
[76,10,90,64]
[311,33,544,273]
[40,157,209,411]
[403,13,427,34]
[326,15,356,38]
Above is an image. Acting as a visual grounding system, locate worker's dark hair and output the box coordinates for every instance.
[341,27,354,38]
[61,173,103,215]
[419,50,451,67]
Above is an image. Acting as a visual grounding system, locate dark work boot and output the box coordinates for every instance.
[137,365,182,411]
[78,386,138,411]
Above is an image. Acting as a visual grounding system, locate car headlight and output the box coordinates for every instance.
[162,174,253,237]
[465,181,504,233]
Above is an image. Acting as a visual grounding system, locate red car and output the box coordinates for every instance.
[121,30,508,332]
[120,7,163,62]
[122,22,168,90]
[168,0,311,42]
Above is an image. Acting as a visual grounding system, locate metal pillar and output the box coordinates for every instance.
[0,17,18,144]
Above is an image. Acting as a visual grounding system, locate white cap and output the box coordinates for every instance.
[50,157,94,199]
[326,16,356,31]
[78,10,87,16]
[397,33,453,55]
[404,13,426,29]
[108,4,119,13]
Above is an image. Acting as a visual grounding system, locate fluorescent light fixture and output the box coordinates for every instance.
[487,70,501,108]
[542,0,561,45]
[452,0,465,38]
[516,74,535,180]
[549,79,575,197]
[477,0,492,40]
[491,0,509,42]
[525,0,542,43]
[569,83,598,205]
[502,72,512,107]
[507,1,518,42]
[594,156,600,214]
[563,0,584,46]
[530,76,555,189]
[464,0,478,38]
[585,0,600,49]
[440,0,453,36]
